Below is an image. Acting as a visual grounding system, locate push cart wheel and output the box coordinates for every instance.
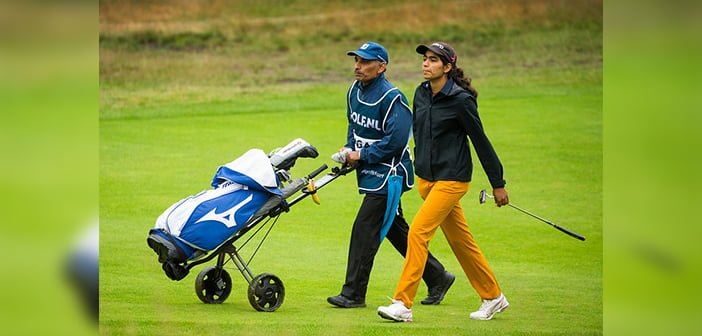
[195,266,232,304]
[248,273,285,312]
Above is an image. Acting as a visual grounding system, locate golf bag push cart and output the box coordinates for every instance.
[146,138,352,312]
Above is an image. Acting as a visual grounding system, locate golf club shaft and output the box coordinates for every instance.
[506,203,553,225]
[507,203,586,241]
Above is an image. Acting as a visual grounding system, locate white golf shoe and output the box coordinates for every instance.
[377,299,413,322]
[469,293,509,320]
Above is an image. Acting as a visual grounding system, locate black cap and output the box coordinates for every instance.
[416,42,457,65]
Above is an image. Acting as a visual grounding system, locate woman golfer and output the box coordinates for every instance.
[377,42,510,322]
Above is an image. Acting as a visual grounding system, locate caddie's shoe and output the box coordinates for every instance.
[377,299,413,322]
[469,293,509,320]
[421,271,456,305]
[327,294,366,308]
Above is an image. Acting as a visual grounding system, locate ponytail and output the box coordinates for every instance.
[449,67,478,98]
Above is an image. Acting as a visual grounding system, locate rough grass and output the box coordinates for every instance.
[99,0,601,91]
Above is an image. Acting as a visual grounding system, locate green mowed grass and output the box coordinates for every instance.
[101,69,601,335]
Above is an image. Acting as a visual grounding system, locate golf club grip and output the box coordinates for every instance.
[552,224,586,241]
[308,164,328,179]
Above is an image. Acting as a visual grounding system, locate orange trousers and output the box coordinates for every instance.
[393,178,501,307]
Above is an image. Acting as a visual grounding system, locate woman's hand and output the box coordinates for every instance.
[493,187,509,207]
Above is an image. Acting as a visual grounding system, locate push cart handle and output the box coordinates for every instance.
[307,164,328,179]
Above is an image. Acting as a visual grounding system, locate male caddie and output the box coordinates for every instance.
[327,42,455,308]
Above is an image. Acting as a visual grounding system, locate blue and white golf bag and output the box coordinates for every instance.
[149,148,283,263]
[147,139,320,282]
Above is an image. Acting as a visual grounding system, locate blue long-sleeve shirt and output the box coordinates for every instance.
[345,73,414,194]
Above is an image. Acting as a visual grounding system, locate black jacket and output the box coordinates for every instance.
[412,79,506,188]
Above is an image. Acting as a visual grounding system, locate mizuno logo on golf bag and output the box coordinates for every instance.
[195,194,253,228]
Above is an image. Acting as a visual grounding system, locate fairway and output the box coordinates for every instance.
[100,1,602,335]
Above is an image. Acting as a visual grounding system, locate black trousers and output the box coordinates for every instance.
[340,193,447,301]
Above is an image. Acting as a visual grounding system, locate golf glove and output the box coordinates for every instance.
[331,148,352,164]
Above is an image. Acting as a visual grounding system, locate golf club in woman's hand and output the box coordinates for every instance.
[478,190,586,241]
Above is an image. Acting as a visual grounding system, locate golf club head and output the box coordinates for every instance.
[479,189,488,204]
[269,138,319,171]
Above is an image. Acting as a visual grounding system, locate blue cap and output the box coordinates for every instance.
[346,42,389,64]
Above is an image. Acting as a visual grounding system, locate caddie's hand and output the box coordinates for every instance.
[346,150,361,165]
[493,187,509,207]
